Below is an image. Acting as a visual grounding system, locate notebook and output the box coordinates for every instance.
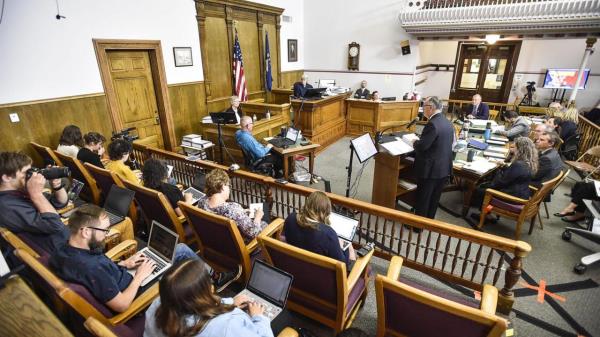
[329,212,359,251]
[467,139,489,151]
[236,260,293,321]
[103,185,136,225]
[128,221,179,287]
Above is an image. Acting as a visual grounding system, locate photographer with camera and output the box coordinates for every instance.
[0,152,70,253]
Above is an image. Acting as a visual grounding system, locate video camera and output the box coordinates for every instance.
[526,81,536,92]
[111,127,139,143]
[26,167,70,181]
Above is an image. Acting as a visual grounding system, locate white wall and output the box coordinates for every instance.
[302,0,420,97]
[0,0,202,104]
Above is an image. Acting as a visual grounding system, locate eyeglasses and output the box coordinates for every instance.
[85,226,111,234]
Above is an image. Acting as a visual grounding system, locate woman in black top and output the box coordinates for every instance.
[142,158,193,216]
[470,137,538,222]
[284,191,356,269]
[77,132,106,168]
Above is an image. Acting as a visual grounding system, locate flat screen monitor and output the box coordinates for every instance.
[304,87,327,99]
[318,79,336,88]
[543,68,590,89]
[351,133,378,163]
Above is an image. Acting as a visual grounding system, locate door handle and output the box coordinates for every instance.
[154,111,160,125]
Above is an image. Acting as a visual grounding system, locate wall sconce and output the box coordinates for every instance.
[485,34,500,44]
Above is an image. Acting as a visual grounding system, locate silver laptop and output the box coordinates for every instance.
[329,212,359,251]
[236,260,293,321]
[183,186,205,205]
[128,221,179,287]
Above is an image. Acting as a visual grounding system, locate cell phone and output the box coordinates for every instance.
[275,178,288,184]
[356,243,374,257]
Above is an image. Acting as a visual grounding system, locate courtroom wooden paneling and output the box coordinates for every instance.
[168,81,207,144]
[346,99,420,137]
[291,94,350,153]
[280,70,304,89]
[271,88,293,105]
[0,94,113,166]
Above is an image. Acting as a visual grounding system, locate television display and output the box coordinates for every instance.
[543,68,590,89]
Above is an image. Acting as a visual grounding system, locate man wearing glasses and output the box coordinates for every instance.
[235,116,283,175]
[50,204,241,313]
[409,96,454,220]
[0,151,69,254]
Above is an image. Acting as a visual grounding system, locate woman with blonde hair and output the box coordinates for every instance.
[144,259,272,337]
[283,191,356,267]
[470,137,538,222]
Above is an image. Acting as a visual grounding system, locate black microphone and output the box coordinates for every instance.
[406,117,420,129]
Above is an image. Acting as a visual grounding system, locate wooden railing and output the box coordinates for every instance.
[577,115,600,158]
[443,99,516,120]
[126,145,532,314]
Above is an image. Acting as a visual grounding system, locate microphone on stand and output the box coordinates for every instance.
[375,117,420,144]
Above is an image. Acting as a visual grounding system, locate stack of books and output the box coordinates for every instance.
[182,134,212,149]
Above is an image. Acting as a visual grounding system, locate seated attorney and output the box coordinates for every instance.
[77,132,106,168]
[235,116,282,173]
[466,94,489,120]
[531,130,562,188]
[548,116,577,142]
[293,74,313,98]
[371,91,382,102]
[284,191,356,269]
[495,110,530,140]
[354,80,370,99]
[104,139,141,185]
[225,95,242,124]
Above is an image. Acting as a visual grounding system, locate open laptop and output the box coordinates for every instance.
[183,186,205,205]
[103,185,135,226]
[128,221,179,287]
[329,212,359,251]
[268,127,300,148]
[68,179,85,207]
[236,260,293,321]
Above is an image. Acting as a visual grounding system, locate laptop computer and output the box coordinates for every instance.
[103,185,135,226]
[68,179,85,206]
[236,260,293,321]
[268,127,300,148]
[183,186,205,205]
[328,212,359,251]
[128,221,179,287]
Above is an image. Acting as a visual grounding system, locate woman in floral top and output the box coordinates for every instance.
[197,169,266,242]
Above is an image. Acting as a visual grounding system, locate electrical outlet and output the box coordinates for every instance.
[9,113,20,123]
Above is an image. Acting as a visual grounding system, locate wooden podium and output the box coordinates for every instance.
[371,151,416,209]
[291,93,350,153]
[346,99,419,137]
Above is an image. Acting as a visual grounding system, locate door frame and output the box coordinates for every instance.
[450,40,521,103]
[93,39,177,150]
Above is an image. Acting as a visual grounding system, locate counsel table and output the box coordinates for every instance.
[346,98,420,137]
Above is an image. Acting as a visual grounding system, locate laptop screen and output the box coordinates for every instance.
[104,185,135,216]
[148,221,179,262]
[328,212,359,242]
[285,127,300,142]
[68,179,85,201]
[247,260,293,308]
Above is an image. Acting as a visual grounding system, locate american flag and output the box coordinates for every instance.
[232,32,248,101]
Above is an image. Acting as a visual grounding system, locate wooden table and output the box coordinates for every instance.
[346,98,419,137]
[0,275,74,337]
[270,143,320,180]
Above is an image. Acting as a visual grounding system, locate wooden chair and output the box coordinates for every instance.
[564,145,600,180]
[15,243,152,336]
[478,172,563,240]
[54,151,101,204]
[258,235,373,334]
[488,109,499,122]
[29,142,63,167]
[121,180,199,247]
[375,256,506,337]
[541,168,571,219]
[178,201,284,282]
[84,162,139,226]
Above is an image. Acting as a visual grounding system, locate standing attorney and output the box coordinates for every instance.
[411,96,454,219]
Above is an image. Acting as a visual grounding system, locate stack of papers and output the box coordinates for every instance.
[462,159,497,174]
[182,134,202,147]
[483,151,507,159]
[490,135,508,142]
[594,180,600,197]
[402,133,420,144]
[486,139,506,145]
[398,179,417,191]
[487,146,509,154]
[201,116,213,124]
[380,139,414,156]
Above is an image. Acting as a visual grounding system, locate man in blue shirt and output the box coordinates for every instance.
[50,204,241,313]
[235,116,283,175]
[0,152,69,254]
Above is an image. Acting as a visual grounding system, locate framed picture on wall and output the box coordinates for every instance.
[173,47,193,67]
[288,39,298,62]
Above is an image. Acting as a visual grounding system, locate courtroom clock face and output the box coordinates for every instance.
[349,46,359,57]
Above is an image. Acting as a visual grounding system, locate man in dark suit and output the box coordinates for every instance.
[293,74,313,98]
[354,80,370,99]
[411,96,454,219]
[531,129,563,188]
[466,94,489,120]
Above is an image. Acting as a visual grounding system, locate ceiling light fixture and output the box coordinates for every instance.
[485,34,500,44]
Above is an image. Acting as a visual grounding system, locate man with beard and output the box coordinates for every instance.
[50,204,241,312]
[0,151,69,253]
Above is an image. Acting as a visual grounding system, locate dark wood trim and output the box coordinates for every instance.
[415,78,427,86]
[304,69,415,76]
[415,63,454,70]
[92,39,178,151]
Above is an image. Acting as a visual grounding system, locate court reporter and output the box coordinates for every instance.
[196,168,266,242]
[283,191,356,268]
[50,204,240,313]
[144,259,273,337]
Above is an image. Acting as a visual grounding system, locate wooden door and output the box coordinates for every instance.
[107,50,164,148]
[451,41,521,103]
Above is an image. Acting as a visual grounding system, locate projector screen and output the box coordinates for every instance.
[542,68,590,89]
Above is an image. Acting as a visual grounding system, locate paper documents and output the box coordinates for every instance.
[486,139,506,146]
[402,133,420,144]
[487,146,509,154]
[463,159,497,174]
[398,179,417,191]
[594,180,600,197]
[483,151,506,159]
[490,135,509,142]
[380,139,414,156]
[248,203,263,219]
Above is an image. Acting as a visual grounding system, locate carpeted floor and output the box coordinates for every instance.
[226,136,600,337]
